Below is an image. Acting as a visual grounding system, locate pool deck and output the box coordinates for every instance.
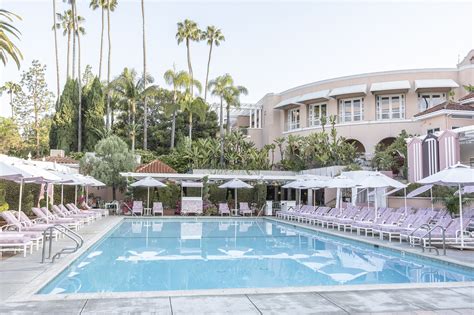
[0,215,473,314]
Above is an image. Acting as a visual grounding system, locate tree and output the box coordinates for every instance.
[111,67,158,151]
[82,77,105,151]
[176,19,201,95]
[106,0,118,130]
[52,0,60,99]
[203,26,225,101]
[0,9,23,68]
[80,135,136,199]
[0,81,21,117]
[89,0,107,79]
[13,60,54,156]
[0,117,22,155]
[223,83,248,133]
[372,130,410,177]
[54,10,74,78]
[164,67,187,149]
[463,84,474,92]
[274,137,285,161]
[141,0,148,150]
[177,76,207,142]
[208,74,233,165]
[50,78,78,153]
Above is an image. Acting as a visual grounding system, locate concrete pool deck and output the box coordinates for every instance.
[0,215,473,314]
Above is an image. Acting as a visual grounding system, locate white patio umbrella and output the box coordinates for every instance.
[417,163,474,247]
[219,178,253,212]
[358,173,406,218]
[407,184,434,211]
[130,176,167,208]
[326,176,358,210]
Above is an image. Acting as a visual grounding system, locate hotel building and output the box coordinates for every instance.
[229,50,474,164]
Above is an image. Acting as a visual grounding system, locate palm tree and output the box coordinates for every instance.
[106,0,118,130]
[208,74,233,165]
[52,0,60,99]
[0,81,21,117]
[89,0,106,79]
[111,68,158,152]
[140,0,148,150]
[176,19,201,95]
[54,10,74,78]
[163,67,192,149]
[223,84,248,133]
[203,26,224,101]
[274,137,285,161]
[177,77,206,142]
[0,9,23,68]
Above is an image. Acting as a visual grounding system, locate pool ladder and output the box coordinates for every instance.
[409,224,446,256]
[41,224,84,263]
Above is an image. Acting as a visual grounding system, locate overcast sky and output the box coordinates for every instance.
[1,0,472,117]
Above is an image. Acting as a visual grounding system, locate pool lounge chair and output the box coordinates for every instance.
[0,233,33,257]
[82,204,109,217]
[335,207,371,232]
[0,211,52,247]
[53,205,93,224]
[295,206,319,223]
[326,206,360,229]
[409,217,474,247]
[218,203,231,216]
[378,212,433,242]
[152,202,164,216]
[350,208,394,236]
[181,200,203,216]
[307,207,332,225]
[67,203,101,220]
[132,201,143,216]
[239,202,253,216]
[32,207,82,231]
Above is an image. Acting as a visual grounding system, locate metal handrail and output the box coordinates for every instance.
[41,224,84,263]
[409,223,446,256]
[256,204,266,217]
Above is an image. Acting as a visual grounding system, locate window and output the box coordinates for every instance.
[287,108,300,130]
[418,93,446,112]
[376,95,405,120]
[338,98,364,123]
[427,128,440,134]
[308,103,327,126]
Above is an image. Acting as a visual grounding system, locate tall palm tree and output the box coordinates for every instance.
[112,68,158,152]
[179,92,207,142]
[54,10,74,78]
[176,19,201,95]
[0,9,23,68]
[163,67,192,149]
[141,0,148,150]
[52,0,60,99]
[208,74,233,165]
[106,0,118,130]
[224,84,248,133]
[203,26,224,101]
[89,0,106,79]
[0,81,21,117]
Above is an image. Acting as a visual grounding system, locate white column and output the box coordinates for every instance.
[258,108,262,128]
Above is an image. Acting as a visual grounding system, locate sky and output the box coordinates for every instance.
[0,0,473,117]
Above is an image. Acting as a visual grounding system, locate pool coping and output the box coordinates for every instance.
[7,215,474,302]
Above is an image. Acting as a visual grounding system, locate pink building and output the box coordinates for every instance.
[234,50,474,164]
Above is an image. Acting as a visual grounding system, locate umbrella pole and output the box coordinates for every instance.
[374,188,378,219]
[458,184,464,247]
[46,186,49,211]
[74,185,77,205]
[404,187,407,216]
[147,187,150,209]
[235,188,238,215]
[61,184,64,205]
[18,178,23,232]
[430,188,434,211]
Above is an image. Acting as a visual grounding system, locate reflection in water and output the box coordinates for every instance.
[39,219,474,294]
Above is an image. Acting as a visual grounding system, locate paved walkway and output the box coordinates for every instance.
[0,285,473,314]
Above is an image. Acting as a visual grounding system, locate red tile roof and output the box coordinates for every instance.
[135,159,177,174]
[414,101,474,117]
[35,156,79,164]
[459,92,474,102]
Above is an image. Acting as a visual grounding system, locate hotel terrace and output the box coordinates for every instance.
[227,50,474,162]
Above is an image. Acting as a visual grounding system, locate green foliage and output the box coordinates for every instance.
[135,149,157,164]
[50,78,78,153]
[463,84,474,92]
[0,187,8,211]
[156,181,180,209]
[0,9,23,68]
[0,180,39,215]
[343,163,362,172]
[372,130,409,177]
[80,135,137,199]
[160,130,270,173]
[279,116,357,171]
[82,77,105,151]
[0,117,22,155]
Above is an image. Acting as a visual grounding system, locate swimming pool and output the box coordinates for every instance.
[39,218,474,294]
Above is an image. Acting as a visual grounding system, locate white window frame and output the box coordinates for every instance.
[308,103,327,126]
[287,108,300,130]
[376,94,405,120]
[338,97,364,123]
[418,93,446,112]
[427,128,440,135]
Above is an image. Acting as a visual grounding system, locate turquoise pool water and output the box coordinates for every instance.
[39,218,474,294]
